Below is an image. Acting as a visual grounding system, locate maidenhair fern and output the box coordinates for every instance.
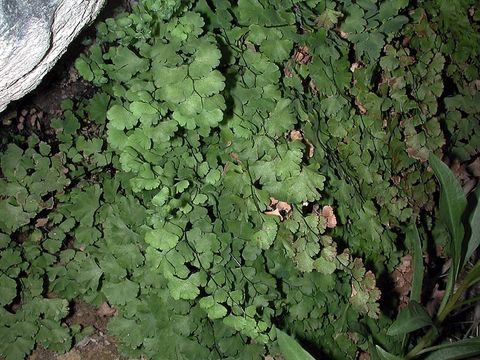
[1,0,479,359]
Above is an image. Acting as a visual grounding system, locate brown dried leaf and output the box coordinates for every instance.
[222,162,231,176]
[326,216,337,228]
[35,218,48,228]
[392,255,413,308]
[358,351,371,360]
[288,130,315,158]
[355,98,368,114]
[289,130,303,141]
[283,67,293,78]
[229,152,242,164]
[351,284,358,298]
[293,46,311,64]
[245,41,257,52]
[350,62,361,72]
[406,147,429,162]
[321,206,333,218]
[269,197,279,207]
[265,197,292,221]
[96,302,117,317]
[451,159,470,183]
[277,201,292,213]
[451,159,476,193]
[265,209,282,218]
[305,138,315,158]
[391,176,401,185]
[321,205,337,228]
[309,79,318,96]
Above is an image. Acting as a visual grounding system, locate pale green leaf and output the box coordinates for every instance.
[194,71,225,97]
[207,303,228,319]
[145,226,180,251]
[107,104,139,130]
[252,218,277,250]
[168,277,200,300]
[103,280,139,305]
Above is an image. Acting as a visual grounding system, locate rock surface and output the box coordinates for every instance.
[0,0,106,112]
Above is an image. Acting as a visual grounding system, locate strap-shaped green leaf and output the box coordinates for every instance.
[429,153,467,286]
[464,185,480,266]
[422,338,480,360]
[276,329,316,360]
[387,301,433,336]
[407,224,424,303]
[375,346,403,360]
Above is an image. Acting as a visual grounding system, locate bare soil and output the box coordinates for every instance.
[28,301,129,360]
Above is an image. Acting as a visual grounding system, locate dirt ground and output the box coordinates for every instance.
[28,301,129,360]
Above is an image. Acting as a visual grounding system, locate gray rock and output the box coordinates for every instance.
[0,0,106,112]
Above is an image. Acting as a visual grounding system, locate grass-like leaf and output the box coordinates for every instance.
[428,153,467,295]
[276,329,316,360]
[407,224,424,303]
[464,185,480,265]
[464,260,480,288]
[375,345,403,360]
[422,338,480,360]
[387,301,433,336]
